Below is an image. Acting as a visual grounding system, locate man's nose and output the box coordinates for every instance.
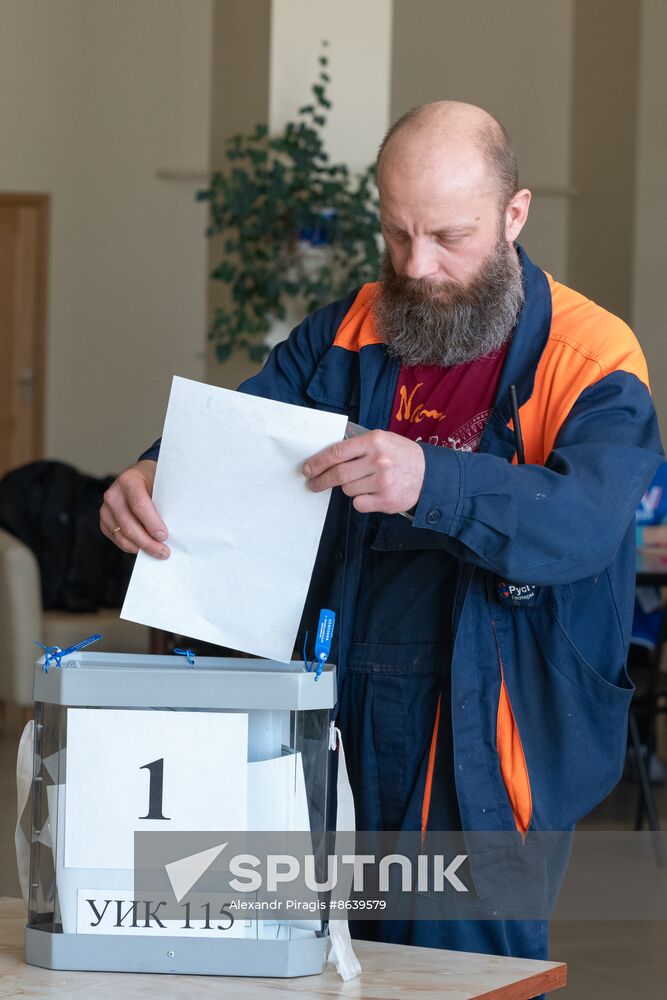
[401,240,439,281]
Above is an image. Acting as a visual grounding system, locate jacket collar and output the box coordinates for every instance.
[492,245,552,414]
[479,245,552,458]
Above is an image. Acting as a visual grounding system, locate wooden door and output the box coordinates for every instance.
[0,194,48,478]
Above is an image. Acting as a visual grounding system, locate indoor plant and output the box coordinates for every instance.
[198,45,381,364]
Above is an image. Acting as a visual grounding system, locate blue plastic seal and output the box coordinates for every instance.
[314,609,335,679]
[314,609,335,662]
[34,633,103,673]
[303,609,336,680]
[173,648,196,667]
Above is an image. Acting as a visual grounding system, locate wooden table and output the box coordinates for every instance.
[0,898,566,999]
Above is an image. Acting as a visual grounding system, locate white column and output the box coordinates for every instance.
[269,0,393,174]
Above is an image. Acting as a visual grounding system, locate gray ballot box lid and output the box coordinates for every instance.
[33,652,336,711]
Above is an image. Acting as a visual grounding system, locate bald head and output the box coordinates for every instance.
[377,101,518,207]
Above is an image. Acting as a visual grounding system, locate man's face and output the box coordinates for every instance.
[374,152,525,366]
[378,152,504,287]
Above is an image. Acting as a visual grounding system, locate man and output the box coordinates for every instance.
[101,102,662,970]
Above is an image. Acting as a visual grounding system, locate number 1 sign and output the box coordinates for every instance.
[64,708,248,870]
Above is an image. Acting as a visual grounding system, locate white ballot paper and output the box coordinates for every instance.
[64,708,248,870]
[121,377,347,661]
[247,752,310,832]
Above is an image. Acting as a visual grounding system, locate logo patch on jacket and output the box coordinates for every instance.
[496,581,539,605]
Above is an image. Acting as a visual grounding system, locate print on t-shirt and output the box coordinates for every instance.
[388,344,510,453]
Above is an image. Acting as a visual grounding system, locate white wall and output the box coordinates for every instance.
[269,0,392,174]
[633,0,667,436]
[390,0,575,282]
[0,0,212,476]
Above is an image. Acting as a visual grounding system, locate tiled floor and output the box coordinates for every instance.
[1,714,666,998]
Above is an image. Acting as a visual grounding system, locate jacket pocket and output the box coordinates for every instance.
[493,609,633,830]
[549,611,634,706]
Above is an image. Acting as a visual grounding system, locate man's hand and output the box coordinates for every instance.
[100,459,170,558]
[303,430,425,514]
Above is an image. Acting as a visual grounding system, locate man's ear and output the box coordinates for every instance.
[504,189,531,242]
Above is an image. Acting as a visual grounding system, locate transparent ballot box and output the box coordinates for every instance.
[24,652,336,977]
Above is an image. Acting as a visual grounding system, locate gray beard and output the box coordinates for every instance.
[372,241,525,367]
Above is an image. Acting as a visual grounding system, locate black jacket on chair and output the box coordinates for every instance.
[0,460,133,612]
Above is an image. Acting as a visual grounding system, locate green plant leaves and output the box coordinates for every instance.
[202,43,380,363]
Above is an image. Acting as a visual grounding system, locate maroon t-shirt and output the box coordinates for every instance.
[388,344,510,451]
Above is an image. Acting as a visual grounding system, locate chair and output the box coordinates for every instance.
[0,527,149,710]
[627,602,667,864]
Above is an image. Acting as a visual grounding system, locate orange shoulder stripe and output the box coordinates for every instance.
[516,274,651,465]
[333,283,383,351]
